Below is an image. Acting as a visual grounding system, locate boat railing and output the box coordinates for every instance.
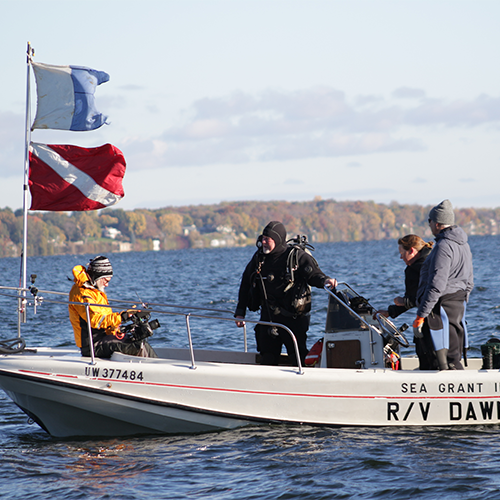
[0,286,304,375]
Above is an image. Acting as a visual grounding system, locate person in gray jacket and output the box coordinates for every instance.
[413,200,474,370]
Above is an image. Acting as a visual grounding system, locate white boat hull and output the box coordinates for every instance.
[1,348,499,437]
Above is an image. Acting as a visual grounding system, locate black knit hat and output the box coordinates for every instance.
[87,255,113,283]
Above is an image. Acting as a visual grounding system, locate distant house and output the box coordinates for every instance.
[115,241,132,253]
[103,227,122,239]
[216,225,233,234]
[183,224,197,236]
[210,239,227,247]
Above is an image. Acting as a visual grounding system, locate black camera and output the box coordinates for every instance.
[120,310,160,342]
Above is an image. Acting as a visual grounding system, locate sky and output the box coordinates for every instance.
[1,0,499,211]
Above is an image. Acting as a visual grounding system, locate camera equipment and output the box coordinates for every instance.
[120,310,160,342]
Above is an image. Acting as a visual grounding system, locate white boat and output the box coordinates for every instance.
[0,282,498,438]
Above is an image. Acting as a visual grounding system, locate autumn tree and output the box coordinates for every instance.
[74,212,101,243]
[158,213,183,236]
[124,211,146,243]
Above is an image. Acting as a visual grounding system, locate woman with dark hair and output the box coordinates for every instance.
[375,235,434,369]
[377,235,433,319]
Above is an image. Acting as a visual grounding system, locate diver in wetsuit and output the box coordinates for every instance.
[234,221,337,366]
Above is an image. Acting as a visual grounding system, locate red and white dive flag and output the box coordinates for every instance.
[29,142,126,211]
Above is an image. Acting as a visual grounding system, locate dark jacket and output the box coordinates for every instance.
[417,225,474,318]
[235,245,330,319]
[388,245,432,318]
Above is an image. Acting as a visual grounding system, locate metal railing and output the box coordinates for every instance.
[0,286,305,374]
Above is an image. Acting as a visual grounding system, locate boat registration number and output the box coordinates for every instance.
[85,366,144,381]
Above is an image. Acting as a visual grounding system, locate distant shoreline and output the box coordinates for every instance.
[1,199,497,258]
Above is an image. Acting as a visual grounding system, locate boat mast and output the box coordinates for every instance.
[19,42,35,335]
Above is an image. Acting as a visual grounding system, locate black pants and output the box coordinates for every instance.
[415,324,438,370]
[427,292,467,370]
[81,335,157,358]
[255,313,310,366]
[418,290,467,370]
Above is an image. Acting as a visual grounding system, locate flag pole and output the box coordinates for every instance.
[19,42,34,335]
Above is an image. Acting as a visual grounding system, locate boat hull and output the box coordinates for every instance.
[1,350,500,437]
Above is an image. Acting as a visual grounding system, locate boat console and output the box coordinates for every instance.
[318,284,408,370]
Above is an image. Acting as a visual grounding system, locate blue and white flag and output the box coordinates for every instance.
[31,62,110,132]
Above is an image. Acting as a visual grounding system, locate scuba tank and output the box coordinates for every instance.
[283,235,316,315]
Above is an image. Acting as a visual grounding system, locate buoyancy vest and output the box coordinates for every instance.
[250,238,318,316]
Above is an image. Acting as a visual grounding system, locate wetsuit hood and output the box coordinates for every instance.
[262,221,288,255]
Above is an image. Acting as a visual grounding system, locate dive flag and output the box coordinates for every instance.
[29,143,126,211]
[31,62,110,131]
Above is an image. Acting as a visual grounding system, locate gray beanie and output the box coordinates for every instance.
[429,199,455,225]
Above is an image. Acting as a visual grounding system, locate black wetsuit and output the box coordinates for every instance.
[235,245,330,366]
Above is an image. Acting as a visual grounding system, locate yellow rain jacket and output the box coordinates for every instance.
[69,265,122,348]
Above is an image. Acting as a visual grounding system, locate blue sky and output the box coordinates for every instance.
[1,0,499,211]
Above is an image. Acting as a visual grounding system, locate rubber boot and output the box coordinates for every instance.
[435,348,449,371]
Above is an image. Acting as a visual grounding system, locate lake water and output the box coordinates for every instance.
[1,236,500,499]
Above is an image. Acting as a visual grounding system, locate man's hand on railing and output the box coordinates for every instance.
[234,315,245,328]
[324,278,337,289]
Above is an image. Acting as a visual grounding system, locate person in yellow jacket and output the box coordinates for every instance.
[69,255,156,358]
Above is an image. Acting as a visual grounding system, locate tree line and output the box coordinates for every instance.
[0,198,498,258]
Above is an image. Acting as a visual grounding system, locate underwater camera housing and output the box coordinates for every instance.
[120,310,160,342]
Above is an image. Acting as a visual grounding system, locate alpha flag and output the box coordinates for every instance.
[29,142,126,211]
[31,62,110,131]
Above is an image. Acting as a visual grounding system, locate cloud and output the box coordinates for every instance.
[413,177,428,184]
[405,94,500,127]
[392,87,427,99]
[104,87,500,171]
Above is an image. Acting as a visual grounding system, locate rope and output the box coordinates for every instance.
[0,337,27,354]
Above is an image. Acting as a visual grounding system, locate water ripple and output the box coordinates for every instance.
[1,236,500,499]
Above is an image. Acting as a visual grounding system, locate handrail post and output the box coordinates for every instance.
[243,323,247,352]
[288,326,304,375]
[185,314,196,370]
[84,302,96,365]
[253,320,304,375]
